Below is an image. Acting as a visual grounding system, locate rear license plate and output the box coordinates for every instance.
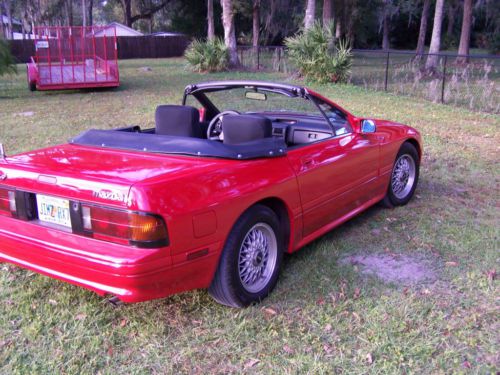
[36,194,72,228]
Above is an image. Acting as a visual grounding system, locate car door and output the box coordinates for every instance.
[287,116,380,239]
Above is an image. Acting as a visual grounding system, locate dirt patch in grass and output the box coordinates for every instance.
[340,252,439,285]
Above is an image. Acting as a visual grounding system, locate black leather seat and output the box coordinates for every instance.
[155,105,202,138]
[222,114,272,145]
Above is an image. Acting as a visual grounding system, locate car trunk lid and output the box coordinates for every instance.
[0,144,228,209]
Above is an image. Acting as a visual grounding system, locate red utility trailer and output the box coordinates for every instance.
[26,26,119,91]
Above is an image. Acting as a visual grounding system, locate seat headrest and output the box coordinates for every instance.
[222,115,272,145]
[155,105,201,138]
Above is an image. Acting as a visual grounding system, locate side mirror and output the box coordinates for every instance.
[361,119,376,133]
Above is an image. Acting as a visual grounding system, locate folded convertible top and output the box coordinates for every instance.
[70,129,287,160]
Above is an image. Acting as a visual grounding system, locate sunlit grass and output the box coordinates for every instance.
[0,58,498,373]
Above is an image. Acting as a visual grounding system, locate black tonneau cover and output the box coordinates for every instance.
[70,129,287,160]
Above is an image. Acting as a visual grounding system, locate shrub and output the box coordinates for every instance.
[285,22,352,84]
[486,32,500,54]
[0,39,17,76]
[185,38,228,73]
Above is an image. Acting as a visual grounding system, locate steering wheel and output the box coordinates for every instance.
[207,110,240,141]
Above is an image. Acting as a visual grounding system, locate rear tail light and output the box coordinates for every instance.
[0,186,168,248]
[0,187,16,217]
[81,205,169,248]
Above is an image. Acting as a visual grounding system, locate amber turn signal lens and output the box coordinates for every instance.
[80,204,169,248]
[130,213,168,243]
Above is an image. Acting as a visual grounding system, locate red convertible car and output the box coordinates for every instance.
[0,81,421,307]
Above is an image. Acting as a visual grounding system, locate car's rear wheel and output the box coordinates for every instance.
[208,205,283,308]
[381,142,420,207]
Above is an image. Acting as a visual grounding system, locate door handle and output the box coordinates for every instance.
[301,158,315,168]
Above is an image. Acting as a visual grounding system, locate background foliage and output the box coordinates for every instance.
[286,22,352,83]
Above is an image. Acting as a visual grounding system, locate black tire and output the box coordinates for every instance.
[27,66,36,92]
[208,205,284,308]
[381,142,420,208]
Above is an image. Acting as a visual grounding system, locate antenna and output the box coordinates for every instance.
[0,143,5,159]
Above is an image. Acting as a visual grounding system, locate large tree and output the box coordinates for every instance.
[381,0,390,50]
[322,0,332,26]
[119,0,170,28]
[425,0,445,70]
[207,0,215,40]
[304,0,315,30]
[221,0,238,66]
[416,0,431,56]
[81,0,93,26]
[252,0,260,47]
[65,0,73,26]
[457,0,473,62]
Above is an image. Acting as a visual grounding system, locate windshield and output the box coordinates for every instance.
[186,87,324,117]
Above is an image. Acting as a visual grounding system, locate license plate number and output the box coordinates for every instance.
[36,195,71,228]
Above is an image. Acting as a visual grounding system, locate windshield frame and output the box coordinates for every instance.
[182,81,338,133]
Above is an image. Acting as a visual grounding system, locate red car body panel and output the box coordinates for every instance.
[0,86,422,303]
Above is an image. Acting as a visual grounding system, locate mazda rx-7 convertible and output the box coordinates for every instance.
[0,81,422,307]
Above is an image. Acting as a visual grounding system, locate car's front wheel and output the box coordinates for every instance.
[381,142,420,207]
[208,205,283,308]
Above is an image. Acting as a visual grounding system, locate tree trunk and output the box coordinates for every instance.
[446,2,456,38]
[322,0,332,26]
[207,0,215,40]
[88,0,93,26]
[335,19,341,38]
[304,0,315,30]
[6,0,13,39]
[382,0,389,50]
[252,0,260,47]
[82,0,86,27]
[0,1,5,39]
[262,0,276,44]
[121,0,132,27]
[425,0,445,70]
[221,0,239,66]
[457,0,473,63]
[335,0,343,38]
[346,1,355,43]
[416,0,430,56]
[148,16,153,34]
[66,0,73,26]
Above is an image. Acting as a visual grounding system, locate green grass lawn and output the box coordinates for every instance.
[0,58,498,374]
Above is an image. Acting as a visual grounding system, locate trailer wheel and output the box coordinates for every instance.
[26,65,36,91]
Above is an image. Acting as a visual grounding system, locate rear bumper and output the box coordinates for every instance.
[0,216,219,302]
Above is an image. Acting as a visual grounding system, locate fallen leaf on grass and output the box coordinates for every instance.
[0,340,11,349]
[107,346,113,357]
[366,353,373,364]
[462,360,472,369]
[48,299,58,306]
[353,288,361,299]
[445,261,458,267]
[75,313,87,321]
[486,269,496,281]
[262,307,277,317]
[283,344,294,354]
[324,323,332,332]
[244,359,260,369]
[120,319,128,327]
[316,297,325,305]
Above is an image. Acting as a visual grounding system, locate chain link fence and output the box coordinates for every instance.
[237,46,500,114]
